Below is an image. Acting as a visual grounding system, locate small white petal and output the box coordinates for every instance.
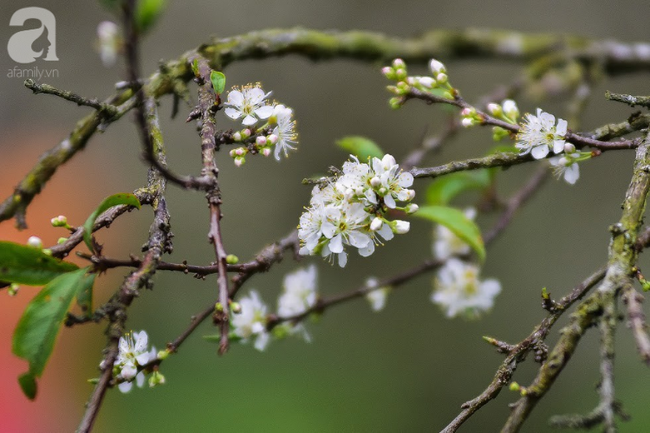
[531,145,550,160]
[118,381,133,393]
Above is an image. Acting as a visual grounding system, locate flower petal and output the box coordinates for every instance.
[531,145,550,160]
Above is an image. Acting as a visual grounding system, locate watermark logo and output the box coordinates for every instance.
[7,7,59,78]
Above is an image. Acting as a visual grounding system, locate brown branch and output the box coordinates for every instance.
[621,283,650,365]
[76,3,172,431]
[440,267,606,433]
[501,137,650,433]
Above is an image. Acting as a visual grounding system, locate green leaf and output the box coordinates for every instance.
[18,373,37,400]
[336,136,384,161]
[83,193,141,252]
[76,276,93,318]
[426,170,492,205]
[414,205,486,262]
[135,0,167,33]
[0,241,78,286]
[13,268,96,399]
[210,70,226,94]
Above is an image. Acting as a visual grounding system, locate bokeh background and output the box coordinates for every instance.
[2,1,650,432]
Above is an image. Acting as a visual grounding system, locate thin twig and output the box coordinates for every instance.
[621,283,650,365]
[24,79,118,115]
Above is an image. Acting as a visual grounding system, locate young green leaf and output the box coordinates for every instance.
[12,268,96,400]
[426,170,492,206]
[414,205,486,261]
[135,0,167,34]
[18,372,37,400]
[0,241,78,286]
[210,70,226,95]
[336,136,384,161]
[83,193,141,252]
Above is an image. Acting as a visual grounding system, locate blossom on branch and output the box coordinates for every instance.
[298,154,416,267]
[276,265,319,341]
[224,84,274,126]
[113,330,158,393]
[231,290,270,351]
[516,108,567,159]
[431,259,501,319]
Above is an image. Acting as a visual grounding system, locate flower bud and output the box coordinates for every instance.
[381,66,395,79]
[234,157,245,167]
[370,217,383,231]
[235,147,246,156]
[27,236,43,249]
[460,107,473,117]
[487,103,502,117]
[392,58,405,69]
[255,136,267,147]
[461,118,475,128]
[370,176,381,188]
[393,220,410,234]
[418,76,436,89]
[241,129,251,139]
[226,254,239,264]
[502,99,519,119]
[51,215,67,227]
[262,148,272,157]
[429,59,446,75]
[435,73,448,84]
[232,131,242,142]
[394,68,407,80]
[564,142,576,153]
[57,237,68,245]
[148,371,166,387]
[405,203,419,214]
[267,134,278,145]
[231,302,242,314]
[8,283,19,297]
[229,149,237,158]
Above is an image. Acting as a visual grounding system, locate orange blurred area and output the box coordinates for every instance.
[0,128,125,433]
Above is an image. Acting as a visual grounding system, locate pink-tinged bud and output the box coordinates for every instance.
[487,103,501,116]
[429,59,446,74]
[234,157,245,167]
[27,236,43,248]
[229,149,237,157]
[392,58,406,69]
[381,66,393,77]
[407,77,417,86]
[262,148,272,157]
[267,134,278,145]
[233,132,242,142]
[564,143,576,153]
[461,108,473,117]
[370,217,383,231]
[235,147,245,156]
[241,129,252,139]
[393,220,410,234]
[255,136,267,147]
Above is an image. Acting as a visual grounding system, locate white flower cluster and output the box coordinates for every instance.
[298,154,416,268]
[111,330,162,393]
[231,266,319,351]
[431,207,501,319]
[224,84,298,165]
[431,258,501,319]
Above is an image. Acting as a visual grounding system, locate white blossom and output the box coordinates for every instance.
[433,207,476,260]
[271,104,298,160]
[224,85,274,126]
[231,290,270,351]
[549,154,580,185]
[97,21,120,67]
[431,259,501,319]
[277,265,318,341]
[114,330,155,393]
[516,108,567,160]
[364,277,389,312]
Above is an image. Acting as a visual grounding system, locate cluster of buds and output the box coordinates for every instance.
[382,58,455,109]
[487,99,520,140]
[224,85,297,166]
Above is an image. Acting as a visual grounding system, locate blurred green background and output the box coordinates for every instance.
[2,1,650,432]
